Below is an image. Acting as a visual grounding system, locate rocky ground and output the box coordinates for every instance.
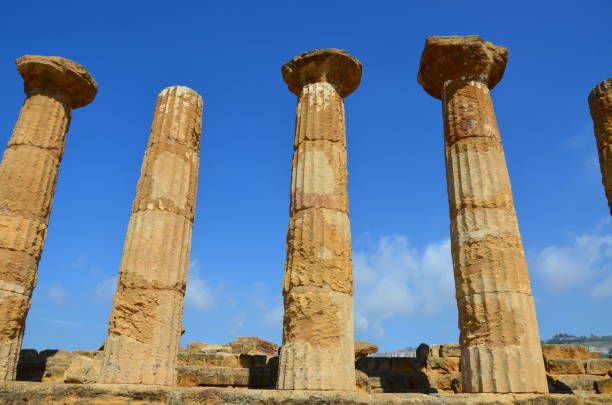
[1,381,611,405]
[8,338,612,403]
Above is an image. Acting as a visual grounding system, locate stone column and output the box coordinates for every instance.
[589,78,612,216]
[0,56,97,381]
[417,36,548,393]
[99,86,203,386]
[277,49,361,391]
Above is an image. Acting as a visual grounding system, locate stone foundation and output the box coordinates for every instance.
[14,342,611,396]
[1,381,611,404]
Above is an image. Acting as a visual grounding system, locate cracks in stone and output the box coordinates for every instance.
[132,206,194,224]
[7,142,63,157]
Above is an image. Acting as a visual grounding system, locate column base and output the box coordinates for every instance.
[277,341,355,390]
[461,344,548,393]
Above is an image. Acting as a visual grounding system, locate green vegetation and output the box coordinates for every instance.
[544,334,612,356]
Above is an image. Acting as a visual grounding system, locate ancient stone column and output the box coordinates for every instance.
[0,56,97,381]
[99,86,202,386]
[417,36,548,393]
[589,78,612,216]
[277,49,361,391]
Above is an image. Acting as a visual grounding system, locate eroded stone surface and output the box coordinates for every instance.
[585,359,612,376]
[224,337,278,357]
[0,55,96,381]
[547,359,586,375]
[1,381,610,405]
[282,49,362,98]
[417,36,507,100]
[16,55,97,108]
[99,86,203,386]
[417,36,547,394]
[278,49,361,391]
[588,78,612,216]
[355,340,379,359]
[543,345,601,360]
[177,366,274,388]
[283,208,352,295]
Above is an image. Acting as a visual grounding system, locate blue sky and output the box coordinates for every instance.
[0,1,610,353]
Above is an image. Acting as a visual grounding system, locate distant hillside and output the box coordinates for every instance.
[370,346,417,358]
[544,333,612,356]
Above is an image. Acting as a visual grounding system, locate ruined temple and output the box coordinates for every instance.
[0,36,610,404]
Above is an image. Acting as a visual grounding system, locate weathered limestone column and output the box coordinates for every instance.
[0,56,97,381]
[417,36,548,393]
[99,86,203,385]
[589,78,612,216]
[277,49,361,391]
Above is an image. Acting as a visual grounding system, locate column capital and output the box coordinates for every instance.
[282,49,362,98]
[589,77,612,102]
[417,35,507,99]
[16,55,98,108]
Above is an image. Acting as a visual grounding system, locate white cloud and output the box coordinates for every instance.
[71,255,88,270]
[263,304,283,328]
[229,314,246,335]
[46,286,70,306]
[93,277,117,303]
[592,273,612,297]
[185,260,215,310]
[533,221,612,297]
[353,235,454,336]
[45,319,81,328]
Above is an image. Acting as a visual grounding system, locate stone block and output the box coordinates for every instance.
[547,359,585,375]
[439,343,461,357]
[432,372,462,392]
[366,370,411,392]
[355,370,371,393]
[542,344,600,360]
[187,342,227,354]
[283,208,352,295]
[177,352,268,369]
[427,356,460,374]
[595,378,612,394]
[586,359,612,376]
[39,350,97,383]
[289,140,349,215]
[354,340,378,359]
[176,366,274,388]
[0,147,59,220]
[356,357,420,375]
[223,337,278,357]
[0,249,39,292]
[132,142,199,220]
[292,81,348,144]
[550,374,604,392]
[280,289,353,350]
[117,210,193,291]
[64,353,102,384]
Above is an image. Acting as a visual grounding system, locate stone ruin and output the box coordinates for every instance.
[0,36,610,404]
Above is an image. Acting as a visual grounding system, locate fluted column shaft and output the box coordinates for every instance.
[0,93,70,380]
[443,79,547,393]
[100,86,202,386]
[0,55,97,381]
[277,80,356,390]
[589,78,612,216]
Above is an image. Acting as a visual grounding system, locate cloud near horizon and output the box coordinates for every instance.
[185,259,216,310]
[353,235,454,337]
[45,286,71,306]
[532,221,612,298]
